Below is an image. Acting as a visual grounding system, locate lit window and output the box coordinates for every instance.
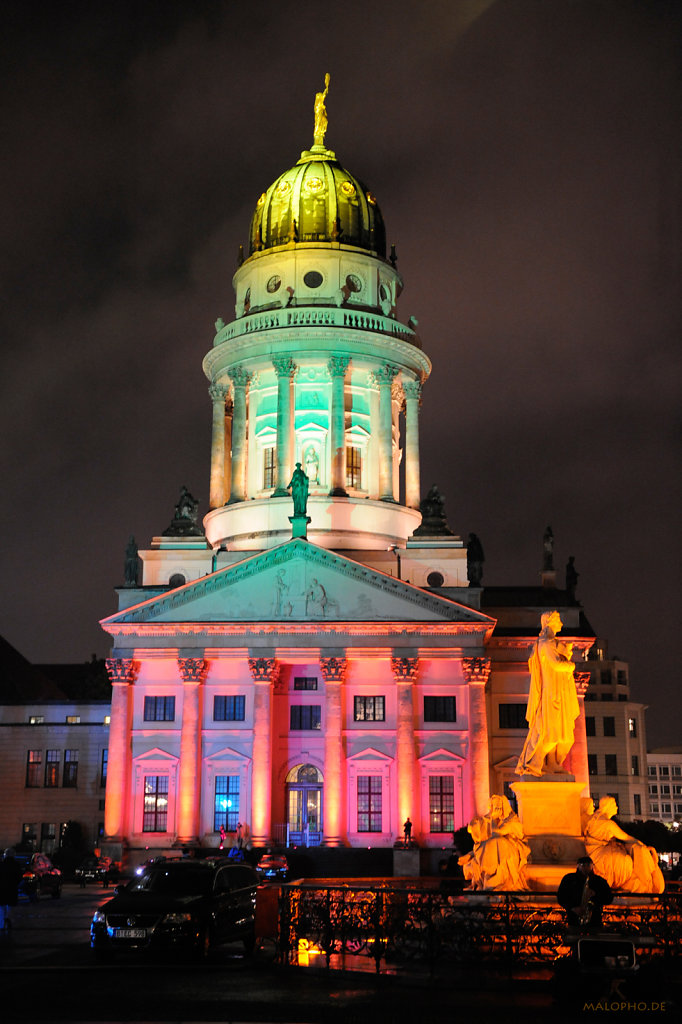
[100,749,108,788]
[29,716,44,725]
[354,696,385,722]
[143,775,168,832]
[103,715,110,725]
[263,447,276,489]
[628,717,637,737]
[63,750,79,788]
[45,750,59,788]
[429,776,455,833]
[66,716,80,724]
[214,775,240,831]
[346,446,362,489]
[26,750,42,788]
[357,776,382,832]
[293,677,318,691]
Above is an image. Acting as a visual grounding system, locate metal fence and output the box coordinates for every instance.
[278,883,682,972]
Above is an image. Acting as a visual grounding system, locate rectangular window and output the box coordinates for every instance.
[143,696,175,722]
[66,715,80,724]
[429,776,455,833]
[661,803,671,815]
[346,446,362,489]
[631,755,640,777]
[660,784,670,795]
[100,749,108,787]
[357,776,382,832]
[603,717,615,737]
[605,754,618,776]
[45,750,60,788]
[29,715,44,725]
[633,793,642,816]
[600,693,613,702]
[213,695,246,721]
[649,784,658,796]
[648,766,657,777]
[214,775,240,831]
[293,677,318,691]
[650,803,659,814]
[498,704,527,729]
[290,705,321,730]
[424,696,456,723]
[628,717,637,737]
[659,766,669,777]
[673,767,681,777]
[143,775,169,832]
[588,754,598,776]
[26,750,42,788]
[40,823,56,854]
[600,670,612,685]
[263,446,276,489]
[63,750,79,787]
[617,670,627,685]
[585,716,596,737]
[354,696,386,722]
[674,785,682,797]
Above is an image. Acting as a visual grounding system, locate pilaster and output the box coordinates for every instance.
[320,656,347,845]
[176,658,208,844]
[462,657,491,817]
[248,657,279,845]
[104,659,138,842]
[391,656,419,836]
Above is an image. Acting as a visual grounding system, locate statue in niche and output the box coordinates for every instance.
[565,556,579,600]
[305,578,327,618]
[313,72,331,147]
[584,796,664,893]
[515,610,579,777]
[288,462,309,517]
[543,525,555,571]
[162,486,204,537]
[466,533,485,587]
[124,535,140,587]
[304,445,319,484]
[458,795,530,891]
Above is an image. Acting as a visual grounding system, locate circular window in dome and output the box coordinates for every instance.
[275,180,291,198]
[379,283,389,302]
[346,274,362,293]
[257,192,266,207]
[305,176,324,193]
[427,571,444,588]
[303,271,323,289]
[366,191,377,206]
[266,275,282,294]
[340,180,356,197]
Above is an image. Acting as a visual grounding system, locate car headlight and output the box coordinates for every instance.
[92,911,106,924]
[162,912,193,925]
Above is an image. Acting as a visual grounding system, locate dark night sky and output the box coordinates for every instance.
[1,1,680,747]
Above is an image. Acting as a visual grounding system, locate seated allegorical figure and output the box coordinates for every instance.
[584,796,665,893]
[458,795,531,891]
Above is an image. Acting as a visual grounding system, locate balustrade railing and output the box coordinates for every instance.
[214,307,417,346]
[278,883,682,972]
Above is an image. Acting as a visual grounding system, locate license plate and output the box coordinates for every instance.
[112,928,146,939]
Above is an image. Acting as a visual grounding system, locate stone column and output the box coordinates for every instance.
[248,657,278,845]
[327,356,350,496]
[376,364,399,501]
[320,657,347,845]
[568,670,591,790]
[224,396,233,505]
[462,657,491,818]
[104,659,138,843]
[228,366,252,503]
[391,657,419,836]
[272,356,297,496]
[402,379,422,510]
[209,383,228,509]
[177,658,207,845]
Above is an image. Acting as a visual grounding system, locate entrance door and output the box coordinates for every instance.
[286,764,323,846]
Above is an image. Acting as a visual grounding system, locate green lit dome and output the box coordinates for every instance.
[248,146,386,259]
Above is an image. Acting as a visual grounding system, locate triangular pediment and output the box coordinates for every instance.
[347,747,394,764]
[102,539,495,629]
[420,748,465,764]
[134,747,178,764]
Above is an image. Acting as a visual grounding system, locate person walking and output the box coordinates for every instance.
[0,848,24,939]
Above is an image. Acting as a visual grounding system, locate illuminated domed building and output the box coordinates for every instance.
[100,86,597,865]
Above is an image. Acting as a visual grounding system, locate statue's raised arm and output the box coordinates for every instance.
[313,73,331,147]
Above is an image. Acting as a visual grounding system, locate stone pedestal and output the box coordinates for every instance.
[512,778,586,891]
[289,515,311,539]
[393,847,420,877]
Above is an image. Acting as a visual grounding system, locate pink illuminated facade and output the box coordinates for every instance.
[100,115,595,862]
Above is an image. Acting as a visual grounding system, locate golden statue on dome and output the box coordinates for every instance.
[313,73,331,147]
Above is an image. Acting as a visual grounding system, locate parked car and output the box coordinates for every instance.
[255,852,288,881]
[74,855,112,885]
[91,859,258,960]
[16,853,62,900]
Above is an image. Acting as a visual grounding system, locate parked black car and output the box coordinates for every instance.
[16,853,62,900]
[74,855,112,885]
[256,852,288,881]
[90,859,258,960]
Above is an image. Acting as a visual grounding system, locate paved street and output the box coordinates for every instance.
[1,884,678,1022]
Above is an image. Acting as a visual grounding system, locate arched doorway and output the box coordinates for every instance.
[286,764,323,846]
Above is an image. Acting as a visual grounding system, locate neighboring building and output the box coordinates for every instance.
[0,637,110,851]
[647,748,682,825]
[580,641,650,822]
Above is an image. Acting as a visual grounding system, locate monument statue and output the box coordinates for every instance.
[466,532,484,586]
[123,535,140,587]
[515,610,579,777]
[313,73,331,147]
[458,795,530,891]
[288,462,309,517]
[162,485,204,537]
[543,525,554,571]
[584,796,664,893]
[304,444,319,484]
[565,555,579,600]
[412,484,455,537]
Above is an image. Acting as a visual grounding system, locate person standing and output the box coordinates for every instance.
[0,848,24,937]
[219,825,226,850]
[403,818,413,847]
[557,856,612,930]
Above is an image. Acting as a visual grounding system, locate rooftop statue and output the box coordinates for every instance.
[467,532,484,587]
[288,462,309,518]
[565,555,579,600]
[515,610,579,776]
[412,484,455,537]
[162,485,205,537]
[458,795,530,891]
[313,73,331,147]
[543,525,554,571]
[584,796,664,893]
[123,535,140,587]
